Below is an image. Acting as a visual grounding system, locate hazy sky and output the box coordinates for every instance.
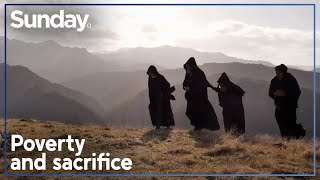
[1,0,319,66]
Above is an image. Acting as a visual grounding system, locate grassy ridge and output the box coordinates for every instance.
[0,119,319,179]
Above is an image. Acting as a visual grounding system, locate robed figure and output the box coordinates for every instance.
[216,73,245,135]
[269,64,305,139]
[147,65,175,129]
[183,57,220,131]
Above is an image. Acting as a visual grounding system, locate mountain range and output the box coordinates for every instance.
[61,62,319,112]
[1,37,274,83]
[95,45,274,69]
[61,61,319,138]
[0,37,120,82]
[1,38,318,137]
[107,73,318,138]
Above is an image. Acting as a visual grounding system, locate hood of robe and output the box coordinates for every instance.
[184,57,198,70]
[275,64,288,73]
[147,65,159,75]
[217,72,230,84]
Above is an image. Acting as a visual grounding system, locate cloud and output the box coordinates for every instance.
[175,20,315,66]
[142,24,157,33]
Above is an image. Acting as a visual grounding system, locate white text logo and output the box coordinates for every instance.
[11,10,90,32]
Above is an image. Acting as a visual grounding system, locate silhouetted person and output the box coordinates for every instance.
[147,65,175,130]
[183,57,220,131]
[269,64,305,139]
[216,73,245,136]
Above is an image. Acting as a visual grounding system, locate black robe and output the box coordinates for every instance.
[269,73,305,138]
[217,73,245,135]
[148,74,175,127]
[183,59,220,131]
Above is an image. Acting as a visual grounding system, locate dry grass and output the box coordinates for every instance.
[0,119,319,180]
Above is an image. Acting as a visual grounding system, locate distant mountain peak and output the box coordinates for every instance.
[41,40,60,46]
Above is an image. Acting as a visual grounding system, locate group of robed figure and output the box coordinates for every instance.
[147,57,306,139]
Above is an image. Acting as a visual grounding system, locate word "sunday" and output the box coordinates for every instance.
[10,10,90,32]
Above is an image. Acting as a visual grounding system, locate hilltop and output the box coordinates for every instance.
[0,119,319,180]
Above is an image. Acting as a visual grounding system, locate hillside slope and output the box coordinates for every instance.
[0,64,104,124]
[0,119,318,178]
